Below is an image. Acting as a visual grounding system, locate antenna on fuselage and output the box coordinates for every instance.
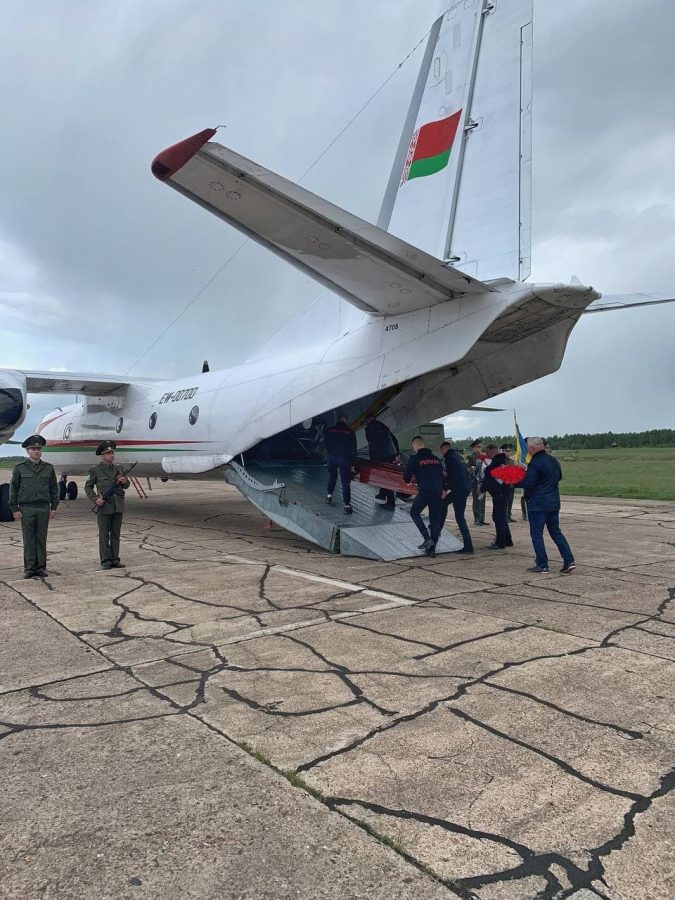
[202,360,210,373]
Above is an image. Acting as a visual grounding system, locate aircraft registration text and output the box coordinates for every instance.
[159,387,199,404]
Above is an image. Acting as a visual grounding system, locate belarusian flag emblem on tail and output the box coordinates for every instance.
[401,109,462,183]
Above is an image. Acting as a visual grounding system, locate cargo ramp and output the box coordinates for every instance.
[224,460,463,561]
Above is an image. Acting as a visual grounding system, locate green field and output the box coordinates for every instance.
[2,447,674,500]
[554,447,675,501]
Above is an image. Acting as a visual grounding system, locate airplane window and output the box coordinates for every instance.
[189,405,199,425]
[63,424,72,440]
[116,417,123,433]
[148,412,157,430]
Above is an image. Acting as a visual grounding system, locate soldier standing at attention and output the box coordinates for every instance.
[9,434,59,578]
[85,440,130,570]
[467,439,487,526]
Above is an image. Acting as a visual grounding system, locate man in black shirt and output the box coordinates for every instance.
[500,443,517,523]
[365,413,400,510]
[439,441,474,553]
[324,414,357,514]
[403,436,445,557]
[481,444,513,550]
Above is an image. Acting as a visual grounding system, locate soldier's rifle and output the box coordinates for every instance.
[92,462,138,513]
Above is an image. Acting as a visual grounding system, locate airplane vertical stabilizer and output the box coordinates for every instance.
[379,0,532,282]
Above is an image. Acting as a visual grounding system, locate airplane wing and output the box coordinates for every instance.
[151,129,495,317]
[20,371,158,395]
[584,293,675,314]
[0,369,157,445]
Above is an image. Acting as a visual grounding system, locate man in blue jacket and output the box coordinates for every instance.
[520,436,576,574]
[324,413,357,514]
[439,441,474,553]
[403,436,445,557]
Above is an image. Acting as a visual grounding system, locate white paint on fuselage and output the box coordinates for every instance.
[39,280,598,476]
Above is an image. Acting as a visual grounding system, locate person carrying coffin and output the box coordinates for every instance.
[439,440,474,554]
[324,413,357,514]
[403,436,445,558]
[365,413,400,511]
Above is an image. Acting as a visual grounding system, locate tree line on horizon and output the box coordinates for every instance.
[452,428,675,452]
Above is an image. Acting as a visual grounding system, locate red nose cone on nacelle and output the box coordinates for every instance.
[151,128,217,181]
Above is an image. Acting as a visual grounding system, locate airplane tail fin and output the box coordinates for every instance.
[378,0,532,282]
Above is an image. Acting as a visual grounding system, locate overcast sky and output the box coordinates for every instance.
[1,0,674,453]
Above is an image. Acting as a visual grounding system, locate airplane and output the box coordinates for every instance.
[1,0,673,558]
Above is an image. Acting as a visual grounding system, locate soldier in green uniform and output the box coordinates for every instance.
[84,441,130,570]
[9,434,59,578]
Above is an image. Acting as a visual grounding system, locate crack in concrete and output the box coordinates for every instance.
[445,707,642,801]
[3,497,673,899]
[482,682,644,740]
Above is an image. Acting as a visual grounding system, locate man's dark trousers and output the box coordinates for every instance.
[98,512,124,564]
[374,454,397,505]
[491,495,512,548]
[326,456,352,505]
[472,486,486,525]
[528,509,573,569]
[410,490,443,544]
[21,503,50,572]
[441,492,474,551]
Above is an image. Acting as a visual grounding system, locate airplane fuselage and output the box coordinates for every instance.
[37,280,599,476]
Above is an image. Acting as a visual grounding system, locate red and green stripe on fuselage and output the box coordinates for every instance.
[43,439,210,454]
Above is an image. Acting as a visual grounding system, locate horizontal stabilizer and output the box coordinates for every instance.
[152,135,494,316]
[584,292,675,314]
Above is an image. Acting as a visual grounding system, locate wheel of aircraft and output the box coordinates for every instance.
[0,483,12,522]
[58,481,67,501]
[66,481,78,500]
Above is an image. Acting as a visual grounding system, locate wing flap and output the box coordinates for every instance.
[153,136,494,316]
[21,371,158,395]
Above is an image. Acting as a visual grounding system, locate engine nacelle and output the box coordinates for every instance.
[0,370,27,443]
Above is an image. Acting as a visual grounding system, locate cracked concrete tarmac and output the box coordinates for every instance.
[1,479,674,899]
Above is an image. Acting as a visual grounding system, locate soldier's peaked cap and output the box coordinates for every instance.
[22,434,46,449]
[96,440,117,455]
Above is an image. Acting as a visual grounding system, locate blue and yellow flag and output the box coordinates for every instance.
[514,412,530,464]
